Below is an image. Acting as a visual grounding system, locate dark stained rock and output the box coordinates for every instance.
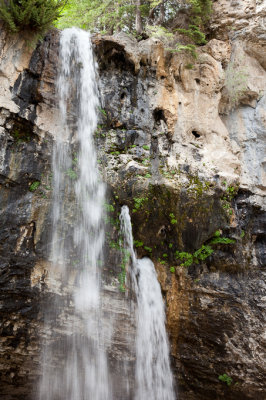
[0,19,265,400]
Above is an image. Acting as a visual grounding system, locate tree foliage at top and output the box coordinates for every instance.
[57,0,212,37]
[0,0,66,34]
[0,0,213,57]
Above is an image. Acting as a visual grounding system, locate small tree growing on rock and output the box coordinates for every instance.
[0,0,67,34]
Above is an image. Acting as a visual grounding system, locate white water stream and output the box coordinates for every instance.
[39,26,176,400]
[120,205,176,400]
[39,28,110,400]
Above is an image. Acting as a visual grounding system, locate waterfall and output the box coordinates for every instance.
[120,206,176,400]
[39,28,110,400]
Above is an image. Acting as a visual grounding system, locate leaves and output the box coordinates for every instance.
[0,0,67,34]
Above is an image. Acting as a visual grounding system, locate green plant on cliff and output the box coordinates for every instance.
[210,230,235,245]
[219,373,233,386]
[176,24,207,45]
[133,196,148,213]
[0,0,66,34]
[172,43,197,58]
[221,184,239,217]
[29,181,40,192]
[169,213,177,225]
[175,244,213,267]
[119,249,130,293]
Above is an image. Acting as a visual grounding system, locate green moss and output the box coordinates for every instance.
[29,181,40,192]
[133,196,148,212]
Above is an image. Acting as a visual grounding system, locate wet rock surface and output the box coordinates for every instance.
[0,7,265,400]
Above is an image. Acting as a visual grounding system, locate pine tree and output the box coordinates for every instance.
[0,0,67,33]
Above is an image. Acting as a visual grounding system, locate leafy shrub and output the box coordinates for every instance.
[175,244,213,267]
[0,0,66,34]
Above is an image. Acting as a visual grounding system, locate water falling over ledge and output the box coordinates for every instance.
[120,205,176,400]
[39,27,111,400]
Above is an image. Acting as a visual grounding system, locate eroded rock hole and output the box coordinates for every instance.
[195,78,200,84]
[120,92,126,100]
[192,130,200,138]
[153,108,166,123]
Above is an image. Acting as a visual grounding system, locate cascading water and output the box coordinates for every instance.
[120,205,176,400]
[39,28,110,400]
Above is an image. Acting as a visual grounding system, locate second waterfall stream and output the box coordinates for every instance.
[120,205,175,400]
[39,27,176,400]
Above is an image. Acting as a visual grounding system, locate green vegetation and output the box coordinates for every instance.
[170,266,175,273]
[29,181,40,192]
[99,107,107,117]
[144,246,152,253]
[104,203,115,213]
[210,230,236,245]
[66,168,77,180]
[169,213,177,225]
[142,145,150,151]
[144,173,152,179]
[187,175,211,197]
[134,240,144,248]
[188,0,212,27]
[0,0,66,34]
[185,63,194,70]
[174,228,238,267]
[175,244,213,267]
[56,1,212,59]
[176,24,206,45]
[221,184,239,216]
[12,128,31,143]
[219,373,233,387]
[133,196,148,213]
[119,249,130,293]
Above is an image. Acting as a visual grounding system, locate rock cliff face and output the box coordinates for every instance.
[0,2,265,399]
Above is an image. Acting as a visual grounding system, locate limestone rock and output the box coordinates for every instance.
[0,4,265,399]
